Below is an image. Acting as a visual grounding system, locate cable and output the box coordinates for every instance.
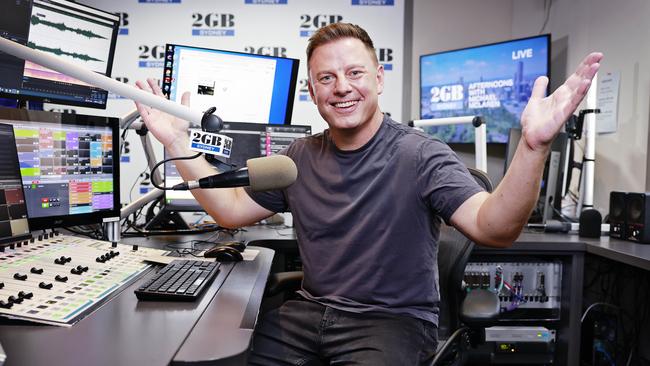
[581,302,620,323]
[539,0,553,34]
[150,152,203,190]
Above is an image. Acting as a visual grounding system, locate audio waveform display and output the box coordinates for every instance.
[27,41,103,62]
[30,15,107,40]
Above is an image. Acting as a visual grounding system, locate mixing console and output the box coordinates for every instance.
[0,233,167,326]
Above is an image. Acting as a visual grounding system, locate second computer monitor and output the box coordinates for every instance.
[0,107,120,230]
[504,127,569,223]
[162,44,299,125]
[164,122,311,211]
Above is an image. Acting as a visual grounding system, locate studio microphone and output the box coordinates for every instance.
[172,155,297,191]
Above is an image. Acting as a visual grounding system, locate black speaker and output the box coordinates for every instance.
[608,191,627,239]
[625,192,650,244]
[579,209,602,238]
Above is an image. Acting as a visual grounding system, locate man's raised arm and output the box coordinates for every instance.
[450,52,604,248]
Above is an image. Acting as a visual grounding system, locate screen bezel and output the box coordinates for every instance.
[162,43,300,125]
[0,0,120,109]
[0,123,32,246]
[0,107,120,230]
[419,34,551,144]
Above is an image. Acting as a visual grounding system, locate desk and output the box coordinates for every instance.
[0,229,275,366]
[245,228,650,365]
[471,231,650,365]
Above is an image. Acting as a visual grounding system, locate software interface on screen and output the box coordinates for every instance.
[165,123,311,209]
[8,120,114,219]
[162,44,299,124]
[0,124,30,243]
[420,34,550,143]
[0,0,119,108]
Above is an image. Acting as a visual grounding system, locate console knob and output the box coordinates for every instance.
[55,275,68,282]
[39,282,53,289]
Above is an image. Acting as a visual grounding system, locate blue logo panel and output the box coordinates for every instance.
[191,142,222,153]
[119,28,129,35]
[352,0,394,5]
[138,0,181,3]
[138,61,164,68]
[192,29,235,36]
[245,0,287,3]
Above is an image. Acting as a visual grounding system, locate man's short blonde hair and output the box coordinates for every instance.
[306,22,378,66]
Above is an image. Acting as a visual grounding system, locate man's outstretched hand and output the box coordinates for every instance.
[134,78,191,154]
[520,52,603,152]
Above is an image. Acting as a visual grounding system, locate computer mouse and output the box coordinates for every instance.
[204,246,244,262]
[220,241,246,252]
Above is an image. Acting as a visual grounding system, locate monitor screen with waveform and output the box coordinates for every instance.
[0,0,119,109]
[0,107,120,230]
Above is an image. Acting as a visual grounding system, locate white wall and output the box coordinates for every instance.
[512,0,650,214]
[410,0,514,184]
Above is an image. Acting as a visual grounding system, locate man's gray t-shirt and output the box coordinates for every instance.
[246,115,483,325]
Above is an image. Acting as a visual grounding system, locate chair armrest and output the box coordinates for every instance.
[265,271,303,297]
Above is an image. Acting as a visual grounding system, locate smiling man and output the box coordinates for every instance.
[134,22,601,366]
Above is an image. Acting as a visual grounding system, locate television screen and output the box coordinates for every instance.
[419,34,550,143]
[0,0,119,109]
[162,44,299,125]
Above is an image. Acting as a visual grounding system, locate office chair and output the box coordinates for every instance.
[430,168,500,366]
[262,169,500,365]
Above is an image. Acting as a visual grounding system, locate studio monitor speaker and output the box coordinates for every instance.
[608,191,627,239]
[625,192,650,244]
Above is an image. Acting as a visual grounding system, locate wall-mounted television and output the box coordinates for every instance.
[419,34,550,143]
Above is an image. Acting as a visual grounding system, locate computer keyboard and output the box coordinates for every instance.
[134,259,220,301]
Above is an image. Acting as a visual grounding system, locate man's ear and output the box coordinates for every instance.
[376,64,385,95]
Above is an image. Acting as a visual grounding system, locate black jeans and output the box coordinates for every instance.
[248,298,438,366]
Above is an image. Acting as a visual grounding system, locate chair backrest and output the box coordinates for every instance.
[436,168,493,334]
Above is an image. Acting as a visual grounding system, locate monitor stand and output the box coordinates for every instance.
[145,208,190,230]
[542,151,561,224]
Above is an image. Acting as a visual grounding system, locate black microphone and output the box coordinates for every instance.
[172,155,297,191]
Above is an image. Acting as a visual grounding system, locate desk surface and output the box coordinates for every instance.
[239,224,650,270]
[514,231,650,271]
[0,232,274,366]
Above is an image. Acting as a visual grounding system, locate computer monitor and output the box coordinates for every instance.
[420,34,550,143]
[0,107,120,230]
[504,128,569,223]
[0,0,119,109]
[0,123,31,246]
[163,123,311,213]
[162,44,299,124]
